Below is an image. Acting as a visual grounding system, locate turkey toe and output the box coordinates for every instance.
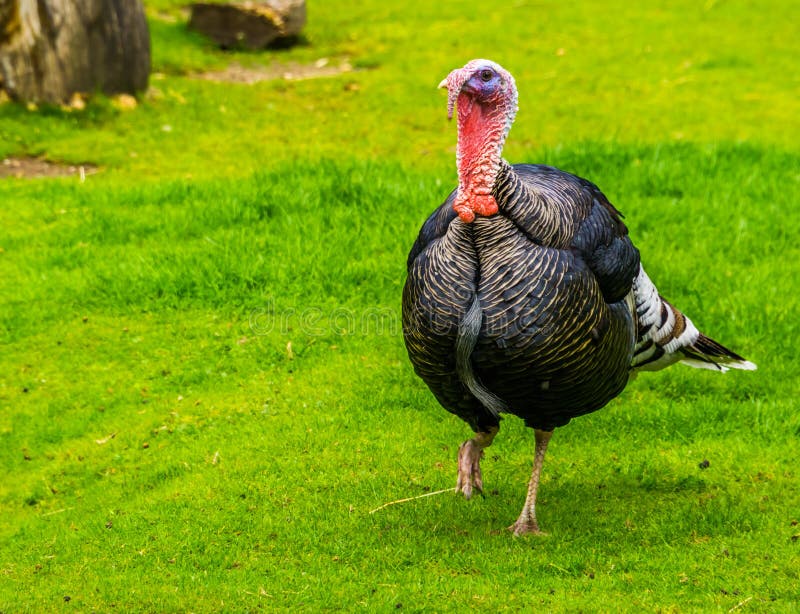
[456,439,484,499]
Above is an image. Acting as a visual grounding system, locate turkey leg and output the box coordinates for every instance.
[509,428,553,535]
[456,425,499,499]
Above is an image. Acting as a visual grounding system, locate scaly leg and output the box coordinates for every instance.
[456,425,499,499]
[509,429,553,536]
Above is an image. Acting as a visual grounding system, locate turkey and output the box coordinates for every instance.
[401,59,756,536]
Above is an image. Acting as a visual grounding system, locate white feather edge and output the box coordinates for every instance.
[681,357,757,372]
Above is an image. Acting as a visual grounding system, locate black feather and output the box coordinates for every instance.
[403,162,639,431]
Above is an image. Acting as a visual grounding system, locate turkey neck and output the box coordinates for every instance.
[454,91,514,223]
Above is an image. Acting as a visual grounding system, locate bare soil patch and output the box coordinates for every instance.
[0,156,98,179]
[195,58,355,83]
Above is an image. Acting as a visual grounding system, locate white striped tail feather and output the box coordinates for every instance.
[630,265,756,373]
[680,333,757,372]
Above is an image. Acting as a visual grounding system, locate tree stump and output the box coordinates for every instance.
[189,1,306,50]
[0,0,150,104]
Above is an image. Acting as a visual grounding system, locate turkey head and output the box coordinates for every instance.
[439,59,519,223]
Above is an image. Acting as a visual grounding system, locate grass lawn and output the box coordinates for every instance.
[1,0,798,611]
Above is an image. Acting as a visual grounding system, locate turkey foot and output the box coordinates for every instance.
[456,426,498,499]
[508,429,553,536]
[456,439,484,499]
[508,513,546,536]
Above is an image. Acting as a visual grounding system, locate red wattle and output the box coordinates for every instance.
[454,91,506,223]
[471,193,499,217]
[454,203,475,223]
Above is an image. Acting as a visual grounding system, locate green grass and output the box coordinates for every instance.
[1,0,798,611]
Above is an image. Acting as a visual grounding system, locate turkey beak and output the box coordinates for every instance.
[439,68,468,121]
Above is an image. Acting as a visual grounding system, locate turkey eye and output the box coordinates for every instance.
[480,69,493,82]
